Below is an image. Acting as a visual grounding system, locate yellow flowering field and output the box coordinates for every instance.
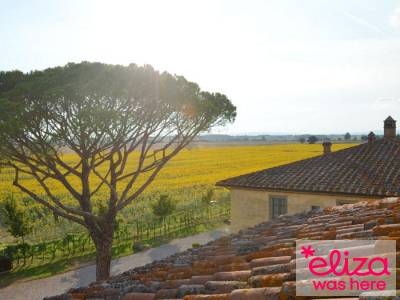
[0,143,358,243]
[0,143,357,204]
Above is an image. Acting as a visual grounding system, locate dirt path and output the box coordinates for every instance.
[0,226,230,300]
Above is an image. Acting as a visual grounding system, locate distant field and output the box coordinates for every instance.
[0,143,357,199]
[0,143,357,242]
[151,142,357,189]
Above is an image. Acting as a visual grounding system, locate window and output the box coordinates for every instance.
[270,196,287,219]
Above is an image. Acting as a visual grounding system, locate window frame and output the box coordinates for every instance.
[269,195,288,219]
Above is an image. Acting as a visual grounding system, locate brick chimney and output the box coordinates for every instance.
[384,116,396,140]
[368,131,376,143]
[322,141,332,154]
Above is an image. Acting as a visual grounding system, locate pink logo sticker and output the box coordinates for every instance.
[296,240,396,297]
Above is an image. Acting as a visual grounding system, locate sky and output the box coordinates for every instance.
[1,0,400,134]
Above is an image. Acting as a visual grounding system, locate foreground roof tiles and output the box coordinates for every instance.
[216,139,400,197]
[46,197,400,300]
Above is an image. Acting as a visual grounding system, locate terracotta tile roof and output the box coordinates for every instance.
[216,139,400,197]
[46,197,400,299]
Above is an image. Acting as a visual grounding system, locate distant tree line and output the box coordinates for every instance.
[298,132,368,144]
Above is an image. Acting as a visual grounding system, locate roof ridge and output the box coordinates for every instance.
[217,140,400,197]
[217,142,363,185]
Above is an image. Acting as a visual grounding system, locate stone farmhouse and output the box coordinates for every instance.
[217,116,400,231]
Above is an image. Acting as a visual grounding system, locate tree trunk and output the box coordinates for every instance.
[94,236,113,281]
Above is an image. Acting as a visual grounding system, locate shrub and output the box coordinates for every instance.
[152,194,176,235]
[0,195,32,244]
[151,194,176,219]
[201,188,214,206]
[132,242,150,253]
[192,243,200,248]
[0,256,12,273]
[3,245,17,260]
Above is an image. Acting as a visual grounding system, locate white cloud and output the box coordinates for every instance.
[389,7,400,28]
[373,97,400,109]
[344,12,385,35]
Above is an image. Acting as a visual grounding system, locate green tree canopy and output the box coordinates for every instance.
[0,62,236,280]
[307,135,318,144]
[151,194,176,219]
[0,195,31,243]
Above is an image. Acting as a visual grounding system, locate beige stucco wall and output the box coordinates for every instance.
[230,188,380,232]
